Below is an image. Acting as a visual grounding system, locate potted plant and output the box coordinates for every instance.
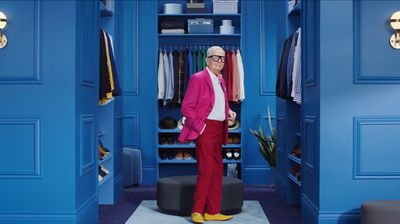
[250,107,276,187]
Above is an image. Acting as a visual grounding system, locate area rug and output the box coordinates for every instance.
[125,200,270,224]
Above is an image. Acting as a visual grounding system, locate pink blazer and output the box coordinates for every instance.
[178,69,230,145]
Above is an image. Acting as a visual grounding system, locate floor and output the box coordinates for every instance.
[99,185,302,224]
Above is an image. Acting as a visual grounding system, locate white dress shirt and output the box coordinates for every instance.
[206,67,226,121]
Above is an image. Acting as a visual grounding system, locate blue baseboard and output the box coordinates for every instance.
[302,195,361,224]
[0,195,98,224]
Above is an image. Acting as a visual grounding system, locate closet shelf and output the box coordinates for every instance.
[158,34,241,37]
[158,128,241,133]
[288,154,301,164]
[288,174,301,187]
[99,155,113,165]
[158,13,241,17]
[99,174,112,186]
[158,143,241,148]
[158,158,242,163]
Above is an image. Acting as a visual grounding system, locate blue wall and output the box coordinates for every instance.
[302,1,400,223]
[0,1,98,223]
[121,0,159,184]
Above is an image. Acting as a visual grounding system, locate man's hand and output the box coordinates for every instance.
[228,109,236,120]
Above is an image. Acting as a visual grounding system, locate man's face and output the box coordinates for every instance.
[206,48,225,74]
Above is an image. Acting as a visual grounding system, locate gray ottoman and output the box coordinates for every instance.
[123,148,142,186]
[361,200,400,224]
[157,175,243,216]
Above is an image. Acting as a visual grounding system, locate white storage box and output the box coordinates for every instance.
[164,3,182,14]
[213,0,238,14]
[188,18,214,34]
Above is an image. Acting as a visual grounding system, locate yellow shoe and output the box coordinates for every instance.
[191,212,204,223]
[204,213,233,221]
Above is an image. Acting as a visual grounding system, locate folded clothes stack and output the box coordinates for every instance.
[159,20,186,34]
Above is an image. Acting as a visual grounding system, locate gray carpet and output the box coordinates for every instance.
[125,200,270,224]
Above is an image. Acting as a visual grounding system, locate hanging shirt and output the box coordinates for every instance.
[286,31,298,100]
[226,50,232,101]
[163,51,172,103]
[236,49,245,101]
[231,50,239,102]
[291,28,302,105]
[157,50,165,100]
[206,67,226,121]
[167,51,174,101]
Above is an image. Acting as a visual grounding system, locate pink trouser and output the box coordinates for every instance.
[192,119,224,215]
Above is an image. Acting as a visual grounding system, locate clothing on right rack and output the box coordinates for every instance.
[157,48,245,106]
[276,28,301,105]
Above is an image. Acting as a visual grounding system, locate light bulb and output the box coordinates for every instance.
[0,11,7,30]
[390,11,400,30]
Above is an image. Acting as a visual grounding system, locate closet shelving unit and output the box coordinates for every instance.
[98,0,116,205]
[276,0,302,204]
[156,0,243,179]
[287,1,302,189]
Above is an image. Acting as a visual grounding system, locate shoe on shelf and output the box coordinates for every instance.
[183,150,192,160]
[225,149,233,160]
[191,212,204,224]
[175,149,183,160]
[167,135,174,144]
[159,136,166,145]
[159,151,167,160]
[99,140,110,153]
[233,148,241,160]
[204,213,233,221]
[233,135,241,144]
[167,149,176,160]
[227,136,234,144]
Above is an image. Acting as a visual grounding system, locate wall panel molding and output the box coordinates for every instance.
[79,114,95,176]
[79,1,96,87]
[353,116,400,179]
[0,1,42,84]
[304,116,316,176]
[123,112,139,147]
[353,1,400,84]
[276,115,285,154]
[0,118,41,178]
[122,0,139,95]
[259,0,277,96]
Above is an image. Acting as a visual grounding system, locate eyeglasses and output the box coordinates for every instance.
[208,55,225,63]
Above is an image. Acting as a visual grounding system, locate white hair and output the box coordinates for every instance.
[206,46,225,57]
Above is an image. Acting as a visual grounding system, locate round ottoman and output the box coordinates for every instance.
[157,175,243,216]
[361,200,400,224]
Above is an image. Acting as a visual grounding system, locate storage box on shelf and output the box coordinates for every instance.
[213,0,239,14]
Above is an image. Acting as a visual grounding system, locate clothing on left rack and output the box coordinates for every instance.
[99,29,121,106]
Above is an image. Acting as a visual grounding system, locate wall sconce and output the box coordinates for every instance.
[0,11,8,49]
[389,11,400,49]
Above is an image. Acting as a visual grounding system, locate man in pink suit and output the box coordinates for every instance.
[178,46,236,223]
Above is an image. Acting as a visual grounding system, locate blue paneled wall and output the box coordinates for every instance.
[0,1,98,223]
[302,1,400,223]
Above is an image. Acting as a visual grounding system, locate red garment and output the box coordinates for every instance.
[231,51,239,102]
[192,119,224,214]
